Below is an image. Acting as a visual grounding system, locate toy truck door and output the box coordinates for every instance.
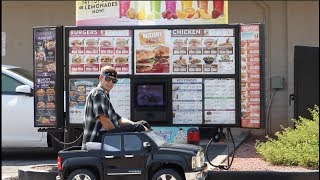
[102,133,146,180]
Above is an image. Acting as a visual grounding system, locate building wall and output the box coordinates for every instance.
[2,1,319,135]
[1,1,76,70]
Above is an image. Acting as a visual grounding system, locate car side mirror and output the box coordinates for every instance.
[16,85,33,96]
[143,142,151,150]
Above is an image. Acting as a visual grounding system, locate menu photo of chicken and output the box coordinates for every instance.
[187,55,203,73]
[172,55,188,73]
[188,38,203,55]
[173,38,187,55]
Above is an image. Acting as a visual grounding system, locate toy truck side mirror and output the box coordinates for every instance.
[143,142,151,150]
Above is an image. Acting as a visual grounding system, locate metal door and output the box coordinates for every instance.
[292,46,319,120]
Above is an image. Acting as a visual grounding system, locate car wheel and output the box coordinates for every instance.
[152,168,182,180]
[67,169,96,180]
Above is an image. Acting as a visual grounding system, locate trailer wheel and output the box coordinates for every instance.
[67,169,96,180]
[152,168,182,180]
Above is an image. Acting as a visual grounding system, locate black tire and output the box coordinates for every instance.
[67,169,96,180]
[152,168,182,180]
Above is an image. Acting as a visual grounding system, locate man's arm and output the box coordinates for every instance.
[119,118,149,131]
[118,117,134,126]
[98,114,115,131]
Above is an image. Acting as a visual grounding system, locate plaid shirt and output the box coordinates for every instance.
[81,84,121,149]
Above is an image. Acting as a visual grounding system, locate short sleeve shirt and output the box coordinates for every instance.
[81,84,121,149]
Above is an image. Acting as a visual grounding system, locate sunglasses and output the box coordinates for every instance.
[103,76,118,84]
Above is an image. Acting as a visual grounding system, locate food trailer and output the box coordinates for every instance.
[33,1,265,156]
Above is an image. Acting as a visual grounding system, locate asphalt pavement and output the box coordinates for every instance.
[1,128,249,179]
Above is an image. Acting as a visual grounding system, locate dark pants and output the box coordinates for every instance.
[93,120,150,142]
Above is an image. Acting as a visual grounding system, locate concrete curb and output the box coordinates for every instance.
[18,164,57,180]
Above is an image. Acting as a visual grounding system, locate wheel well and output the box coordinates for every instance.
[64,166,100,180]
[148,163,186,180]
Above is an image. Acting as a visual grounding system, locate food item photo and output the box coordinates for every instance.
[135,49,156,72]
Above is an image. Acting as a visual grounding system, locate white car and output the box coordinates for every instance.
[2,65,82,150]
[1,65,65,149]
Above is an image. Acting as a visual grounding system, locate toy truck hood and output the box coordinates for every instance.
[158,143,202,154]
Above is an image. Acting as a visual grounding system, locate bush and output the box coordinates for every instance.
[255,105,319,168]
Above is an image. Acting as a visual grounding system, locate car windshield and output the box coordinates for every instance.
[8,68,34,82]
[146,131,166,146]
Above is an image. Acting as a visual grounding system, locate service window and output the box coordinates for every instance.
[103,135,121,152]
[124,135,142,151]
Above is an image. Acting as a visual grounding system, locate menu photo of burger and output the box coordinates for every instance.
[135,49,156,73]
[153,46,170,65]
[114,56,128,64]
[85,38,98,47]
[72,54,83,64]
[116,38,129,47]
[100,55,113,64]
[100,39,113,47]
[85,55,98,64]
[70,39,84,47]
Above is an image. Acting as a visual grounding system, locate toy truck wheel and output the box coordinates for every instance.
[67,169,96,180]
[152,168,182,180]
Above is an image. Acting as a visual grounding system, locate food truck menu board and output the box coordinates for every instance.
[204,78,236,124]
[133,28,235,75]
[172,78,203,124]
[33,27,57,127]
[68,29,132,75]
[171,28,235,74]
[109,79,131,119]
[240,24,261,128]
[68,78,131,124]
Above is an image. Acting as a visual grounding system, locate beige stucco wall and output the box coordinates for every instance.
[2,1,319,135]
[1,1,76,70]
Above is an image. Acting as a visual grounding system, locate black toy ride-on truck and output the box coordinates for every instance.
[56,130,208,180]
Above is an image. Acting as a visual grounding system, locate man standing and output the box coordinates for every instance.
[81,65,149,150]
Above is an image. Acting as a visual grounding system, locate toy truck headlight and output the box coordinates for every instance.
[192,150,205,169]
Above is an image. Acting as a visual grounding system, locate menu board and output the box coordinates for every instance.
[33,28,57,127]
[68,29,132,75]
[240,24,261,128]
[134,29,171,74]
[69,79,99,124]
[172,78,203,124]
[134,28,235,75]
[68,78,130,124]
[109,78,131,119]
[204,78,235,124]
[171,28,235,74]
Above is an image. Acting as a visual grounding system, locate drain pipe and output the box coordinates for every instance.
[256,1,271,136]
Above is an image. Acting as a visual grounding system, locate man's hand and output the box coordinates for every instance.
[98,114,115,131]
[118,117,134,126]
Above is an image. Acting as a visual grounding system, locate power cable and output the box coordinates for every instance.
[205,127,235,170]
